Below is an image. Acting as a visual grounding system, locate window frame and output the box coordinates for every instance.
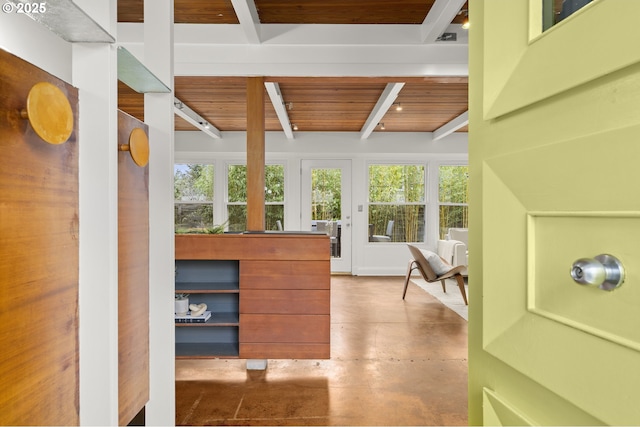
[224,161,286,231]
[437,163,469,240]
[366,161,428,244]
[173,163,215,232]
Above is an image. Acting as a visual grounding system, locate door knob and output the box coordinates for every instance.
[570,254,624,291]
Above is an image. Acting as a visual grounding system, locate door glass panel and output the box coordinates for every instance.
[311,168,341,258]
[543,0,593,31]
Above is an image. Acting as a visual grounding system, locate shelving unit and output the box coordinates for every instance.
[175,259,240,358]
[175,233,331,360]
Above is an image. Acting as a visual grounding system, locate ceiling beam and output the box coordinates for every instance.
[433,110,468,141]
[264,82,294,140]
[360,82,405,140]
[173,97,222,139]
[420,0,467,43]
[229,0,261,44]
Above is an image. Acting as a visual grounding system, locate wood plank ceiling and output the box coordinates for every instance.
[117,0,469,135]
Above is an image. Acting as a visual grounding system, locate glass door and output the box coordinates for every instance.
[301,160,351,273]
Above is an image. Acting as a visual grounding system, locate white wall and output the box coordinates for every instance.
[175,130,468,275]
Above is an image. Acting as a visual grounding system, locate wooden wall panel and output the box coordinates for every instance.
[117,111,149,426]
[240,343,329,360]
[175,234,330,261]
[240,260,330,290]
[0,48,79,425]
[240,314,330,343]
[241,290,330,314]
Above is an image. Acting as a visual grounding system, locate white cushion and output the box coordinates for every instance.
[420,249,451,275]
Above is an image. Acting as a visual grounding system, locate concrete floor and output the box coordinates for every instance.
[176,275,468,426]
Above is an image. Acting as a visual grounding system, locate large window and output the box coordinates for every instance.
[174,164,214,233]
[227,164,285,232]
[438,165,469,238]
[368,164,425,243]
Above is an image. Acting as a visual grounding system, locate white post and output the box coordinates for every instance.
[144,0,176,424]
[72,0,119,424]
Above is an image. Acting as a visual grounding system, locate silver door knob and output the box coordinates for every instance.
[570,254,624,291]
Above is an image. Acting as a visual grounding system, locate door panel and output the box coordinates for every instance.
[470,1,640,425]
[301,160,352,273]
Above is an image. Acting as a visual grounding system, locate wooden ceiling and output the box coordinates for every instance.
[117,0,469,135]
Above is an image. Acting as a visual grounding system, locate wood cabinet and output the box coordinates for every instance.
[175,233,330,360]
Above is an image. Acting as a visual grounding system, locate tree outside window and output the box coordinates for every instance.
[439,165,469,239]
[368,164,425,243]
[227,164,285,232]
[174,164,214,233]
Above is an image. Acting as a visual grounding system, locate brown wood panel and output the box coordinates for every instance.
[175,234,330,261]
[0,48,79,425]
[118,80,144,122]
[240,343,329,359]
[118,0,239,23]
[255,0,435,24]
[241,290,330,314]
[240,314,330,343]
[117,111,149,426]
[173,76,280,132]
[240,260,329,290]
[170,76,468,133]
[246,77,265,231]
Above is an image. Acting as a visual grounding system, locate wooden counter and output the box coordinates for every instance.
[175,233,330,359]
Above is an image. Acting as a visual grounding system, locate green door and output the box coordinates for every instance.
[469,1,640,425]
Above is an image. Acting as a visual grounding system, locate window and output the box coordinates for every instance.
[174,164,214,233]
[543,0,593,31]
[227,164,285,232]
[368,164,425,243]
[438,165,469,239]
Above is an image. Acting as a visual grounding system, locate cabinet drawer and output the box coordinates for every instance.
[240,290,329,315]
[240,314,329,344]
[240,260,330,290]
[240,343,329,359]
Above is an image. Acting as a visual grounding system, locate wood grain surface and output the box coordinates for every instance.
[0,48,79,425]
[117,111,150,426]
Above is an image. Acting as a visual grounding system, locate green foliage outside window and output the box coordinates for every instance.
[438,165,469,238]
[368,165,425,243]
[227,164,285,231]
[174,164,214,233]
[311,168,341,221]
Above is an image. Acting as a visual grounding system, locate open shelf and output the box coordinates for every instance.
[175,312,239,327]
[175,282,239,293]
[175,259,240,358]
[175,342,239,359]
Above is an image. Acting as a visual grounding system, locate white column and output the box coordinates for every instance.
[144,0,176,424]
[72,0,119,425]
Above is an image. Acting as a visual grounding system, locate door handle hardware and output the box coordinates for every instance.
[570,254,624,291]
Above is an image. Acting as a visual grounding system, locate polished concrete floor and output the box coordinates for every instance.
[176,275,468,426]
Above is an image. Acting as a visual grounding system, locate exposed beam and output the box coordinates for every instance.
[229,0,261,44]
[264,82,294,140]
[173,97,222,139]
[118,24,469,77]
[433,110,468,141]
[246,77,266,231]
[420,0,467,43]
[360,83,405,140]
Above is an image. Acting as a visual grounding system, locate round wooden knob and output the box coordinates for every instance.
[119,127,149,167]
[22,82,74,145]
